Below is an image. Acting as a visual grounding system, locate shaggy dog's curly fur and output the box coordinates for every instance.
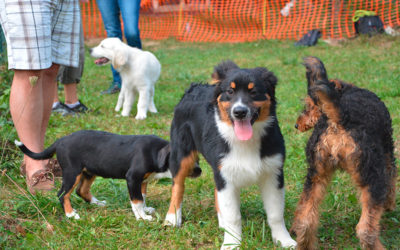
[291,57,397,250]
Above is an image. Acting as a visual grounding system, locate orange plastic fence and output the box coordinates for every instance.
[81,0,400,42]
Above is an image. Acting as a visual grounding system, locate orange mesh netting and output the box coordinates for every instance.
[81,0,400,42]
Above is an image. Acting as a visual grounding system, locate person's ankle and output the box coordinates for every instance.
[25,159,47,179]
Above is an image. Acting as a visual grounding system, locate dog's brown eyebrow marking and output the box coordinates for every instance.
[230,82,236,89]
[248,82,254,90]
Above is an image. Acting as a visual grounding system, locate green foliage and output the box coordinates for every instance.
[1,35,399,249]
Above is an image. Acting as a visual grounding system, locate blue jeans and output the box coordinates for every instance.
[96,0,142,86]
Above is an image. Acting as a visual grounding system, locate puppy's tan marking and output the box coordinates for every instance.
[230,82,236,89]
[253,94,271,122]
[248,82,254,90]
[217,95,232,125]
[64,174,83,214]
[76,175,96,202]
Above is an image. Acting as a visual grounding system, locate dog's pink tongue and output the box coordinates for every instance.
[233,119,253,141]
[95,57,109,65]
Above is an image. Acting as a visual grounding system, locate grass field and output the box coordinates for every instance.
[1,35,399,249]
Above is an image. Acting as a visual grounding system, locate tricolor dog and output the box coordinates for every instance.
[90,38,161,119]
[164,61,297,249]
[15,130,201,220]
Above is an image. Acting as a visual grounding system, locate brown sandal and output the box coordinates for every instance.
[20,159,62,177]
[26,169,55,195]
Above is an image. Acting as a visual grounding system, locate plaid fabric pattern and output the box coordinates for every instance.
[0,0,80,70]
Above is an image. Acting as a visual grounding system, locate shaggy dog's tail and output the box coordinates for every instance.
[303,57,341,123]
[15,140,57,160]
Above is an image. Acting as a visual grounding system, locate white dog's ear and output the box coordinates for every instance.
[112,49,128,69]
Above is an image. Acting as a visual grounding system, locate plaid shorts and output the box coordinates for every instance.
[0,0,80,70]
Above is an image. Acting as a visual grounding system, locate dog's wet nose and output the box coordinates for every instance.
[295,124,298,129]
[233,106,248,119]
[89,48,93,53]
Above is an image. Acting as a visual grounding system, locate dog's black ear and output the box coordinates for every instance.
[157,144,170,171]
[212,60,239,84]
[258,68,278,100]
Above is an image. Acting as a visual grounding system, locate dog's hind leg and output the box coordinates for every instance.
[115,87,125,112]
[148,85,158,114]
[290,161,335,250]
[135,86,151,120]
[58,172,83,220]
[76,173,106,207]
[356,187,385,250]
[384,157,397,212]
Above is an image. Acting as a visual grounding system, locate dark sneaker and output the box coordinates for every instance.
[69,100,88,113]
[101,83,121,95]
[52,102,75,116]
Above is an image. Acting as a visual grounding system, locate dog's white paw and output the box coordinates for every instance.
[135,113,147,120]
[221,242,240,250]
[273,236,297,249]
[163,213,182,227]
[66,209,80,220]
[144,206,155,214]
[121,111,130,117]
[90,196,106,207]
[139,214,153,221]
[115,106,121,112]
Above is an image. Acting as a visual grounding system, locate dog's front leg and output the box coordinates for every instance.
[217,184,242,250]
[141,182,155,214]
[127,174,153,221]
[259,175,296,248]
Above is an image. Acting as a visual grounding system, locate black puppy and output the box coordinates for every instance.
[15,130,200,220]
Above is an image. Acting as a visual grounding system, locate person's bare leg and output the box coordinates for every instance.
[64,83,78,105]
[40,64,59,145]
[10,64,59,179]
[53,82,60,104]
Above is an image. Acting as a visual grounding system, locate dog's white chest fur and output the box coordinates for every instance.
[215,113,283,187]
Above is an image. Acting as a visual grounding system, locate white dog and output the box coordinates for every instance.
[90,38,161,119]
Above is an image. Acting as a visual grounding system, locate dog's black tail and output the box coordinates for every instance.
[211,60,240,83]
[14,140,57,160]
[303,57,341,123]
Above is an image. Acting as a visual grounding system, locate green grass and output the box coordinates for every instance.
[1,35,400,249]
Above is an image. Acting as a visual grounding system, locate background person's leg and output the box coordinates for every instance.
[120,0,142,49]
[96,0,122,93]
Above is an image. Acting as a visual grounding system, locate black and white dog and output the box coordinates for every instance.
[15,130,200,220]
[164,61,296,249]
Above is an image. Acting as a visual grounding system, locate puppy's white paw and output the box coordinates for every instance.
[121,111,130,117]
[220,242,240,250]
[144,206,155,214]
[163,213,182,227]
[135,113,147,120]
[149,107,158,113]
[90,196,107,207]
[273,237,297,249]
[139,214,153,221]
[66,209,80,220]
[115,106,121,112]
